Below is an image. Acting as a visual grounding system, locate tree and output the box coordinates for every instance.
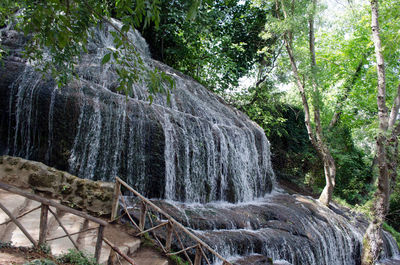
[270,0,336,205]
[361,0,400,263]
[141,0,273,91]
[0,0,172,99]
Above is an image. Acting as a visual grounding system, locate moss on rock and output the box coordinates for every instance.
[0,155,113,216]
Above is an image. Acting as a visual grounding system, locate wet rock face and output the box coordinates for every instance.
[0,156,113,215]
[0,25,274,203]
[146,193,399,265]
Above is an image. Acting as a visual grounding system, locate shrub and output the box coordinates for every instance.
[57,249,98,265]
[23,260,56,265]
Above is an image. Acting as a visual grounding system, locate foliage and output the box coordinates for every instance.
[249,0,400,209]
[56,249,98,265]
[39,243,51,254]
[327,125,374,205]
[23,260,56,265]
[383,222,400,249]
[169,253,190,265]
[388,182,400,231]
[231,81,319,187]
[233,80,372,205]
[0,0,173,100]
[141,0,274,91]
[0,241,12,249]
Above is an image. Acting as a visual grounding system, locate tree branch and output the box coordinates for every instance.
[328,54,367,129]
[371,0,388,132]
[388,83,400,129]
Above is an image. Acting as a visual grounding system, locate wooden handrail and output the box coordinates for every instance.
[115,177,232,265]
[48,207,80,251]
[46,227,97,241]
[0,205,41,226]
[0,182,107,226]
[0,181,107,263]
[0,201,37,247]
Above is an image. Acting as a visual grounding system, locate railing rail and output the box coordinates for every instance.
[0,181,106,262]
[111,177,232,265]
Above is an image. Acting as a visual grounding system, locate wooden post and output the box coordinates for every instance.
[39,204,49,245]
[104,237,136,265]
[194,245,202,265]
[48,207,79,251]
[165,221,173,252]
[0,202,37,247]
[111,180,121,222]
[114,177,231,264]
[199,246,212,265]
[139,202,147,231]
[107,249,117,265]
[95,225,105,262]
[109,179,121,265]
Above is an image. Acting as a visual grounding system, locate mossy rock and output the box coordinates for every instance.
[6,157,20,166]
[28,173,55,188]
[60,184,73,195]
[65,175,75,184]
[86,181,99,190]
[74,186,87,199]
[1,156,113,216]
[19,162,40,172]
[4,166,13,172]
[93,191,111,202]
[75,179,86,188]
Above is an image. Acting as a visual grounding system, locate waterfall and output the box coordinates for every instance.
[1,19,399,265]
[9,67,42,159]
[45,85,58,164]
[152,193,399,265]
[1,23,274,202]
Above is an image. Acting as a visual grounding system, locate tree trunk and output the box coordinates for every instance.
[362,134,390,264]
[319,149,336,205]
[279,0,336,206]
[308,0,336,205]
[362,0,398,263]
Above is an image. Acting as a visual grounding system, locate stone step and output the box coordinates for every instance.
[0,190,27,224]
[9,199,41,247]
[0,250,28,264]
[46,210,87,255]
[130,246,169,265]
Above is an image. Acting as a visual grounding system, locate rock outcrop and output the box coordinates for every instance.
[141,192,399,265]
[0,156,113,215]
[0,24,274,203]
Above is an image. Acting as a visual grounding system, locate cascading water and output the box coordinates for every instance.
[0,21,274,202]
[150,193,399,265]
[0,19,399,264]
[45,85,58,164]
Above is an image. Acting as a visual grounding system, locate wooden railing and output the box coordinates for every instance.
[0,181,107,262]
[111,177,232,265]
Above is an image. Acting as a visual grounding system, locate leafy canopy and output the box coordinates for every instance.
[141,0,274,92]
[0,0,173,100]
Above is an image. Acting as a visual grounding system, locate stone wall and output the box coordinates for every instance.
[0,156,114,216]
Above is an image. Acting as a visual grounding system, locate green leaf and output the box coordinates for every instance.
[121,24,130,33]
[101,53,111,65]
